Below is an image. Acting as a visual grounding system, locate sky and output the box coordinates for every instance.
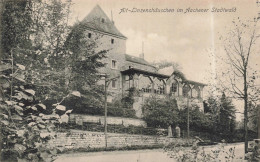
[69,0,258,82]
[68,0,260,120]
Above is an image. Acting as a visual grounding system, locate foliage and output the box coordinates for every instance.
[63,88,136,118]
[164,141,238,162]
[142,93,237,142]
[248,104,259,132]
[142,96,179,128]
[203,96,219,114]
[71,106,136,118]
[0,58,80,161]
[178,105,214,134]
[233,129,257,142]
[152,60,182,72]
[110,87,137,109]
[202,94,237,142]
[173,70,187,81]
[64,21,107,108]
[0,0,104,161]
[61,144,165,154]
[217,93,236,142]
[1,0,74,103]
[142,96,216,136]
[107,107,136,118]
[214,17,260,152]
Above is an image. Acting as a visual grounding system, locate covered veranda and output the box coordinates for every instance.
[121,68,169,95]
[121,68,206,99]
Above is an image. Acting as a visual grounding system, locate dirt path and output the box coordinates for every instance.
[55,143,246,162]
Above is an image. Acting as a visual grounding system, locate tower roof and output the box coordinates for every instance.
[81,5,126,39]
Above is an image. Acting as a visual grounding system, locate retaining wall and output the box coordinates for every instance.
[70,114,147,127]
[48,130,189,150]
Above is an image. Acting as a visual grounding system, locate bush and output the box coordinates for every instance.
[69,105,137,118]
[142,96,179,128]
[232,129,257,142]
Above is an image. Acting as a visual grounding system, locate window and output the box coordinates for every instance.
[88,33,91,38]
[183,85,191,97]
[171,83,178,93]
[111,80,116,89]
[159,87,165,94]
[111,60,117,69]
[111,38,114,44]
[101,18,105,23]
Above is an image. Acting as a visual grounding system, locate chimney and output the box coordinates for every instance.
[111,10,114,24]
[139,41,144,59]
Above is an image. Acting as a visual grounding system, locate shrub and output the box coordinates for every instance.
[164,140,238,162]
[71,106,136,118]
[142,96,179,128]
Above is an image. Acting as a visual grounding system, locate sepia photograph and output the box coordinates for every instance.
[0,0,260,161]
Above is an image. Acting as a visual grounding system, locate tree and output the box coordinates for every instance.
[218,93,236,142]
[0,0,107,161]
[248,104,259,133]
[152,60,182,71]
[178,104,214,138]
[64,22,106,109]
[142,96,179,128]
[218,18,260,153]
[0,0,79,161]
[1,0,73,102]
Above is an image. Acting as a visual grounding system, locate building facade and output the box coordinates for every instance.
[80,5,206,117]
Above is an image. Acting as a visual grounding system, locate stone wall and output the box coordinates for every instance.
[48,130,189,150]
[85,29,126,99]
[70,114,147,127]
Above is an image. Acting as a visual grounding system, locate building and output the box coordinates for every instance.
[79,5,206,117]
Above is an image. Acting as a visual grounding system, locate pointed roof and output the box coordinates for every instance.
[81,5,126,39]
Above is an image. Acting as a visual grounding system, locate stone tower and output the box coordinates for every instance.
[80,5,127,100]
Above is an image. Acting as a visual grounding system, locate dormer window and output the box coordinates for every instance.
[111,38,114,44]
[101,18,105,23]
[88,33,91,38]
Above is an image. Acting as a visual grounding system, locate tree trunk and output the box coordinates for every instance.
[244,70,248,154]
[0,1,3,159]
[258,105,260,139]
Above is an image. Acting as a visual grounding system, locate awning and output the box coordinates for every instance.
[121,68,207,86]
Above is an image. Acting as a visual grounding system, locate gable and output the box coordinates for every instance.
[81,5,126,39]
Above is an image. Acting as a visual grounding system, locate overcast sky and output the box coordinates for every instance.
[69,0,258,82]
[69,0,260,120]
